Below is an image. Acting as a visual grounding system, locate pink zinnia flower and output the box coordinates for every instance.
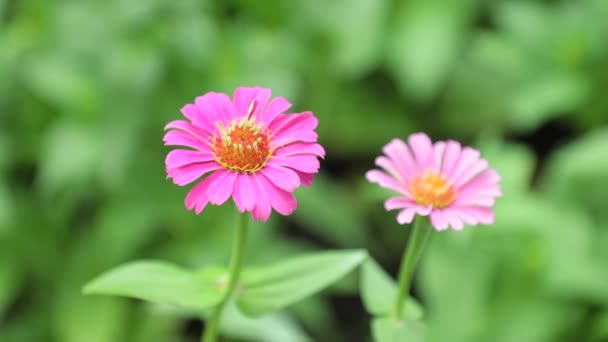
[366,133,501,231]
[164,87,325,221]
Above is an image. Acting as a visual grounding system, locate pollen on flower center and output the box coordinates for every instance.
[211,109,273,173]
[409,170,457,208]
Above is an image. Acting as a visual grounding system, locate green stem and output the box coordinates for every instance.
[203,214,249,342]
[393,216,432,320]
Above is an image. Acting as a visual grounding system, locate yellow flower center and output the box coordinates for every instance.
[211,102,273,173]
[409,170,457,208]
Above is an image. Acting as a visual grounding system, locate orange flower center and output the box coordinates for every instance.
[409,170,457,208]
[211,102,273,173]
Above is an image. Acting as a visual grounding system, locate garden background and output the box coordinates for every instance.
[1,0,608,341]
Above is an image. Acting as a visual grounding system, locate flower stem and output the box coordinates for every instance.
[393,216,432,320]
[203,214,249,342]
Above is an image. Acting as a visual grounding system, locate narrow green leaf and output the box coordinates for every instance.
[83,261,226,310]
[361,259,424,319]
[372,317,426,342]
[237,250,367,316]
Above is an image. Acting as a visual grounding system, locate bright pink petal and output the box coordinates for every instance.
[408,133,434,170]
[274,142,325,158]
[269,111,317,132]
[453,159,488,188]
[207,170,237,205]
[261,96,291,126]
[295,171,315,187]
[366,170,409,197]
[453,206,495,225]
[258,174,297,216]
[180,105,217,134]
[271,155,320,173]
[233,173,256,213]
[396,205,432,224]
[384,197,417,211]
[169,162,222,186]
[185,170,223,214]
[249,174,272,221]
[165,149,215,169]
[233,87,271,119]
[259,164,300,192]
[195,92,235,124]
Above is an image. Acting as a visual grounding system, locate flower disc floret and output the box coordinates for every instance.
[212,115,273,173]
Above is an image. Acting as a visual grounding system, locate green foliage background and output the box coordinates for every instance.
[2,0,608,341]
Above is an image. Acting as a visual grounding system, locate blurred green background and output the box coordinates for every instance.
[2,0,608,341]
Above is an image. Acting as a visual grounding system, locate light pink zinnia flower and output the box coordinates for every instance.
[164,87,325,221]
[366,133,501,231]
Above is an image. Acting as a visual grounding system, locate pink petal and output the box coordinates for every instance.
[449,147,481,182]
[195,92,235,123]
[185,170,223,214]
[180,105,217,134]
[165,149,215,169]
[441,140,462,177]
[366,170,408,196]
[249,173,272,221]
[459,169,501,191]
[233,87,271,119]
[259,164,300,192]
[295,171,315,187]
[453,206,495,225]
[408,133,434,170]
[268,112,319,139]
[163,121,211,151]
[207,170,237,205]
[233,173,256,213]
[433,141,446,172]
[453,159,488,188]
[258,173,297,216]
[375,156,404,183]
[274,142,325,158]
[169,162,222,186]
[442,210,464,230]
[272,131,318,148]
[397,209,417,224]
[261,96,291,126]
[384,197,417,211]
[271,155,320,173]
[430,211,449,231]
[382,139,418,182]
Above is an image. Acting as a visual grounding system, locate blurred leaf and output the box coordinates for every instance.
[84,261,227,310]
[542,128,608,219]
[54,296,128,342]
[237,250,367,316]
[372,317,426,342]
[361,259,423,319]
[388,0,473,102]
[219,301,311,342]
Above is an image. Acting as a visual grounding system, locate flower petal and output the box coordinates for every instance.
[169,162,222,186]
[180,104,216,134]
[366,170,409,197]
[233,173,256,213]
[269,112,319,147]
[408,133,434,170]
[185,170,223,214]
[441,140,462,177]
[195,92,235,124]
[261,96,291,126]
[274,142,325,158]
[260,164,300,192]
[165,149,215,169]
[449,147,480,182]
[430,210,449,231]
[233,87,271,119]
[258,173,297,216]
[207,170,237,206]
[249,173,272,221]
[271,155,320,173]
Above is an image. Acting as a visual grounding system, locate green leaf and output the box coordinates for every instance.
[83,261,226,310]
[237,250,367,316]
[372,317,426,342]
[361,259,424,319]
